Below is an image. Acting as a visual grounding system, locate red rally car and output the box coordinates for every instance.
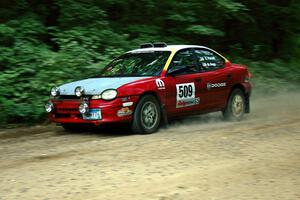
[45,43,252,134]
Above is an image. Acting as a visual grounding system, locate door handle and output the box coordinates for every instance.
[195,78,202,82]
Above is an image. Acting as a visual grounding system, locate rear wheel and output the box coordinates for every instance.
[223,89,245,121]
[132,95,161,134]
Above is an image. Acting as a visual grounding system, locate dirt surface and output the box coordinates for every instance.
[1,92,300,200]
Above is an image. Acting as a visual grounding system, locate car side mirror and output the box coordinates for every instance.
[168,67,185,76]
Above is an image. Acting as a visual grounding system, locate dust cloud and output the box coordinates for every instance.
[166,88,300,134]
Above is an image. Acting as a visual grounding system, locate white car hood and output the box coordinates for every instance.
[59,77,149,95]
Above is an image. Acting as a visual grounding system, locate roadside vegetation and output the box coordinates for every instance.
[0,0,299,125]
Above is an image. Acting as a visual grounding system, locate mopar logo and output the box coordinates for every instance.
[156,79,165,89]
[207,82,226,90]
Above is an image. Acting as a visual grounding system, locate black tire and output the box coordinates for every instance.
[223,88,246,121]
[131,95,161,134]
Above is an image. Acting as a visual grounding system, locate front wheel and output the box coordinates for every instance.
[131,95,161,134]
[223,89,246,121]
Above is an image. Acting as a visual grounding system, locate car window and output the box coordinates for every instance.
[194,49,225,71]
[100,51,171,77]
[168,49,198,75]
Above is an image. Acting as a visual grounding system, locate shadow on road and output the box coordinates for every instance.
[0,112,226,140]
[54,123,134,138]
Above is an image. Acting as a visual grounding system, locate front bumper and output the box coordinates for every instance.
[48,96,138,125]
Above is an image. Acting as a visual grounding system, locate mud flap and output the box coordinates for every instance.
[161,104,169,128]
[245,94,250,113]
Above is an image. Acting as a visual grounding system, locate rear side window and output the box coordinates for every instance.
[194,49,225,71]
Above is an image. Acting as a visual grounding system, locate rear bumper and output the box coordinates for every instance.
[48,96,138,125]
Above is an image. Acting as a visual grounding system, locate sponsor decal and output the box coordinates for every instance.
[207,82,226,90]
[117,107,133,117]
[177,97,200,108]
[198,56,217,61]
[176,83,199,108]
[156,79,165,90]
[202,62,217,67]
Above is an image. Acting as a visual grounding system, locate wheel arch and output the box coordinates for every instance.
[135,91,168,125]
[136,91,160,103]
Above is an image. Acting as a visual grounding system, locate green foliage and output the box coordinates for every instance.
[0,24,15,47]
[0,0,299,126]
[57,0,107,28]
[186,25,225,37]
[215,0,247,13]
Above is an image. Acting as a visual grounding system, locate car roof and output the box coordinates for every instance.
[127,45,214,53]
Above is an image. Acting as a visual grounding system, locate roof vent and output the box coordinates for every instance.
[140,42,168,48]
[153,42,167,48]
[140,43,154,48]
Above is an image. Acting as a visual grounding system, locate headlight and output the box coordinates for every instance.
[45,101,54,113]
[50,87,60,97]
[79,102,89,114]
[101,89,117,100]
[75,86,85,97]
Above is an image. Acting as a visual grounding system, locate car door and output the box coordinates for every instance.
[193,48,233,110]
[164,48,204,116]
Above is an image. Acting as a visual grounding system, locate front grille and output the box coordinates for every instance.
[54,113,82,119]
[56,102,80,114]
[58,95,80,100]
[57,107,78,113]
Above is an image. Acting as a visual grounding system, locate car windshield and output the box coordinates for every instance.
[99,51,171,77]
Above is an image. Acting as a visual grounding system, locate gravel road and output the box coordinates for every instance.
[0,92,300,200]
